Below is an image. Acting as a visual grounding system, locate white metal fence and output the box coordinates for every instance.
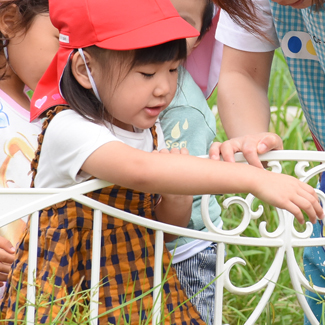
[1,150,325,324]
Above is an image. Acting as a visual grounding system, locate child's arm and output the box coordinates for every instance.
[153,148,193,242]
[0,237,15,283]
[0,219,26,283]
[155,194,193,242]
[81,141,324,224]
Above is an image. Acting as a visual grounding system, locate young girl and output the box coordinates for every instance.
[1,0,323,323]
[0,0,58,292]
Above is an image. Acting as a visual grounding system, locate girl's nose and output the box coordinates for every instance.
[153,78,171,97]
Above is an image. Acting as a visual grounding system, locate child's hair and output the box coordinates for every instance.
[199,0,214,40]
[0,0,49,76]
[61,39,187,124]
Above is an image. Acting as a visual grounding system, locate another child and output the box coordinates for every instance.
[0,0,58,292]
[160,1,220,323]
[1,0,323,324]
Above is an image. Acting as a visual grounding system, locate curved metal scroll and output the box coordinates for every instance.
[200,150,325,325]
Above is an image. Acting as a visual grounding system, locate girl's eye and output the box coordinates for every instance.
[141,72,155,78]
[170,68,178,73]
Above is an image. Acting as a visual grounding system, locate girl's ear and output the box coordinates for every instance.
[71,50,93,89]
[0,4,21,38]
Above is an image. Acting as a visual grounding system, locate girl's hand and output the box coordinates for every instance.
[251,170,324,224]
[209,132,283,168]
[154,147,193,242]
[0,236,15,283]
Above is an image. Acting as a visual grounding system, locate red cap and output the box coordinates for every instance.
[30,0,199,121]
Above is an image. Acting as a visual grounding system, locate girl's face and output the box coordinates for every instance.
[7,13,59,90]
[170,0,206,54]
[97,60,180,131]
[271,0,312,8]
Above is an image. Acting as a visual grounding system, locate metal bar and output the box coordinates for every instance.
[90,209,103,325]
[152,230,164,325]
[26,211,39,324]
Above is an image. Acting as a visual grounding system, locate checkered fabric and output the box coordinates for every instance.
[269,5,325,324]
[0,106,205,325]
[269,3,325,150]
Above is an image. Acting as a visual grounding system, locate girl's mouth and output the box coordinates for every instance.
[144,106,163,117]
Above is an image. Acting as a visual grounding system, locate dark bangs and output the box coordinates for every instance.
[132,39,187,67]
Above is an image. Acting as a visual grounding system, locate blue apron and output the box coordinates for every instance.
[269,3,325,323]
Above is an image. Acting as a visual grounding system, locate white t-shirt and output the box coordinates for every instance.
[34,109,166,188]
[215,0,280,52]
[0,89,42,188]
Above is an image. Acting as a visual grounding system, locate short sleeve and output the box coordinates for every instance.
[35,110,122,188]
[216,0,280,52]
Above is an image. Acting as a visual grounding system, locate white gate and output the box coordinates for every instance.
[0,150,324,324]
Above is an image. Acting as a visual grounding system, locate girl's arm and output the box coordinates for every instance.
[212,46,282,167]
[153,148,193,242]
[81,141,324,225]
[155,194,193,242]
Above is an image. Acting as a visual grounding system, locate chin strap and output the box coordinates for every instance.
[78,48,102,102]
[3,39,17,75]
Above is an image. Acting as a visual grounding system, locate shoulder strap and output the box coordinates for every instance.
[30,106,69,188]
[150,125,158,151]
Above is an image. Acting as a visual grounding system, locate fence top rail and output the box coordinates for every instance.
[0,150,324,243]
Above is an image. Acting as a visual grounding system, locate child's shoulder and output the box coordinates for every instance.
[163,67,213,119]
[42,107,111,147]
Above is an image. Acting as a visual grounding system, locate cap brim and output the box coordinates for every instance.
[95,16,199,50]
[30,48,71,121]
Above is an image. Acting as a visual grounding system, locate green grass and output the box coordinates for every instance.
[268,49,301,108]
[1,262,220,324]
[208,48,320,324]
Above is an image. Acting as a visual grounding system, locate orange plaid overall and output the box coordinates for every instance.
[0,106,205,325]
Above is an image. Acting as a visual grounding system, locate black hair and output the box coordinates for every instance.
[199,0,214,40]
[61,39,187,124]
